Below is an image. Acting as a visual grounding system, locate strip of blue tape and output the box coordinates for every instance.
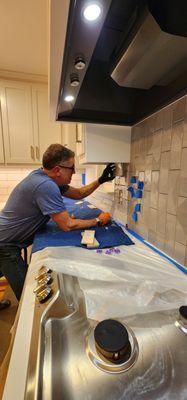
[116,221,187,275]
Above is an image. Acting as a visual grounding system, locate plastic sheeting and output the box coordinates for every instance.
[30,235,187,321]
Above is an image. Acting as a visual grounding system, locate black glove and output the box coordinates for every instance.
[98,163,116,184]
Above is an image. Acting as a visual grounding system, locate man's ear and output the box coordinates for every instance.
[52,165,61,176]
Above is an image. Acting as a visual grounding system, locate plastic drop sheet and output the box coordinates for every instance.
[30,235,187,320]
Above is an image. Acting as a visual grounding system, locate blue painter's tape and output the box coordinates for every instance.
[127,186,134,198]
[138,181,144,190]
[82,173,86,185]
[130,176,137,183]
[135,203,141,212]
[132,211,138,222]
[117,225,187,276]
[135,189,142,198]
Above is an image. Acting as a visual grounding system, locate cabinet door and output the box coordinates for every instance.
[0,108,4,163]
[32,84,62,163]
[0,80,35,163]
[61,123,76,152]
[76,123,85,156]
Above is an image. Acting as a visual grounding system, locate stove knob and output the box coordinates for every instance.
[94,319,131,362]
[33,283,53,303]
[38,266,53,274]
[179,305,187,326]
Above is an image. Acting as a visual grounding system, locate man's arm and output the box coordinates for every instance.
[50,210,98,231]
[63,163,116,200]
[63,180,100,200]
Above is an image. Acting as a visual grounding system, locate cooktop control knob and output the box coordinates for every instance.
[94,319,131,362]
[179,305,187,326]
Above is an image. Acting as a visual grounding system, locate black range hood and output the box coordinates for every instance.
[57,0,187,125]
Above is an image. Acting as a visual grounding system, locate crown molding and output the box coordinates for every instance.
[0,69,48,83]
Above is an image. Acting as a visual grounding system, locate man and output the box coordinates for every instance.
[0,144,115,301]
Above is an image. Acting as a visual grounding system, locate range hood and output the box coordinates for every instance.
[50,0,187,125]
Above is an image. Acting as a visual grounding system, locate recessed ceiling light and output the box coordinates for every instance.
[83,3,102,22]
[64,95,74,102]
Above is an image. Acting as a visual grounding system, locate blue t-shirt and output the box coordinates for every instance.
[0,169,69,246]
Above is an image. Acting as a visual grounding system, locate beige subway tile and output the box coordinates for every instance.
[182,120,187,147]
[148,229,157,246]
[158,193,168,211]
[0,194,8,202]
[162,127,172,152]
[0,187,8,195]
[142,190,150,208]
[179,148,187,197]
[149,208,157,231]
[157,195,167,235]
[172,97,186,124]
[156,232,165,251]
[174,242,186,265]
[144,155,152,191]
[145,118,154,155]
[167,170,180,215]
[152,129,162,170]
[157,193,168,234]
[0,173,7,181]
[165,213,176,257]
[170,122,183,169]
[6,173,24,181]
[154,110,163,131]
[159,151,170,194]
[162,106,172,152]
[175,197,187,245]
[150,171,159,208]
[137,224,149,240]
[141,205,150,226]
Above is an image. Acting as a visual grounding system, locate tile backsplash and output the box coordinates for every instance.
[128,96,187,267]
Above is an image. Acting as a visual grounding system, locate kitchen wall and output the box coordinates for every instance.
[87,96,187,267]
[0,166,82,210]
[128,96,187,267]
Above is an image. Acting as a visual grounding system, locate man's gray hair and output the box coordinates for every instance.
[42,144,75,169]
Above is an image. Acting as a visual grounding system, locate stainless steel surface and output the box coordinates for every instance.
[86,323,138,374]
[25,272,187,400]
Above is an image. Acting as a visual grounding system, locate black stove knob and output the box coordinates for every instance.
[94,319,130,362]
[179,305,187,321]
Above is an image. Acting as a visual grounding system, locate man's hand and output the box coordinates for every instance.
[98,163,116,184]
[97,212,111,226]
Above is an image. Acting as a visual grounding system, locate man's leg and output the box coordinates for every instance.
[0,246,28,301]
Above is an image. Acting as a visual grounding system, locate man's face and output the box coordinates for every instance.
[54,157,75,185]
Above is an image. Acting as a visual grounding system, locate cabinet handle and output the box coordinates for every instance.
[30,146,35,160]
[76,124,82,143]
[36,146,40,160]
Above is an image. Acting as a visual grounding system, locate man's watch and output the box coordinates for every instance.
[95,217,102,226]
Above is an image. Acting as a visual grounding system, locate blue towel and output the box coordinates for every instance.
[32,199,134,253]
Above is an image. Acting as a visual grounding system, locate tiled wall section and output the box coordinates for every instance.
[87,176,129,225]
[0,166,82,209]
[128,96,187,267]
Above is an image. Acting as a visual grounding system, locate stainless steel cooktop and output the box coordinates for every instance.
[24,268,187,400]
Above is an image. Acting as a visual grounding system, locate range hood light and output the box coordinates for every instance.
[64,95,74,102]
[83,3,102,22]
[75,56,86,70]
[70,73,80,87]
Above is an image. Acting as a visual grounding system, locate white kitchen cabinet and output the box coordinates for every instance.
[0,107,4,163]
[61,122,77,151]
[76,123,131,164]
[32,84,62,163]
[0,80,35,163]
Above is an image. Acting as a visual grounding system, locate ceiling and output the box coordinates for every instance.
[0,0,48,80]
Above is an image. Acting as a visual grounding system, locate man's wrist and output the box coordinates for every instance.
[95,217,102,226]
